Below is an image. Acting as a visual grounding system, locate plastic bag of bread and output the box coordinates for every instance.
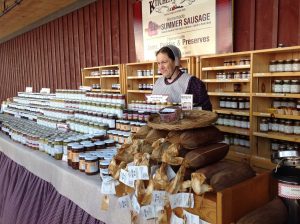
[180,126,224,149]
[210,162,255,192]
[145,129,169,144]
[237,198,288,224]
[184,143,229,169]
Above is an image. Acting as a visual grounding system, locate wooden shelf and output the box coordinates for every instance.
[127,90,152,94]
[253,112,300,120]
[216,125,250,136]
[202,79,250,83]
[202,65,250,71]
[84,76,101,79]
[100,75,120,78]
[91,89,102,92]
[253,131,300,143]
[154,75,163,78]
[214,109,250,116]
[100,89,121,93]
[253,72,300,77]
[254,93,300,98]
[127,76,153,80]
[208,92,250,97]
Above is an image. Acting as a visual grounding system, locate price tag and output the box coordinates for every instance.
[128,166,149,180]
[140,205,156,220]
[169,193,194,209]
[166,165,176,180]
[119,169,135,188]
[151,190,168,207]
[146,94,169,103]
[118,195,132,209]
[101,180,116,195]
[181,94,193,110]
[171,212,184,224]
[131,195,140,214]
[79,86,92,91]
[40,88,50,94]
[25,87,33,93]
[183,210,200,224]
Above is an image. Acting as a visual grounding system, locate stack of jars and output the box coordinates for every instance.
[223,134,250,148]
[269,59,300,72]
[216,114,250,129]
[219,97,250,109]
[272,79,300,93]
[259,118,300,135]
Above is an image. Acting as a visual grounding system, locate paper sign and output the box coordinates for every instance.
[131,195,140,214]
[79,86,92,91]
[140,205,156,220]
[171,212,184,224]
[151,190,168,207]
[183,210,200,224]
[146,94,169,103]
[128,166,149,180]
[118,195,132,209]
[40,88,50,94]
[101,180,116,195]
[181,94,193,110]
[25,87,33,93]
[119,169,135,188]
[169,193,194,209]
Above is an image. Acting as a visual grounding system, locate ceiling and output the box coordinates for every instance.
[0,0,96,44]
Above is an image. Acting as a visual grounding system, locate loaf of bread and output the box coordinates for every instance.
[184,143,229,168]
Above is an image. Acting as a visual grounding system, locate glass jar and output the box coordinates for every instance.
[217,114,224,125]
[276,60,284,72]
[225,97,231,108]
[85,155,99,175]
[259,118,269,132]
[271,118,279,132]
[54,138,64,160]
[238,98,245,109]
[71,145,84,170]
[99,160,110,176]
[234,116,241,128]
[284,59,293,72]
[79,153,86,172]
[274,80,283,93]
[269,60,277,72]
[282,80,291,93]
[291,80,300,93]
[223,115,229,126]
[292,59,300,72]
[271,140,279,151]
[294,121,300,135]
[278,119,285,133]
[284,120,294,134]
[231,98,238,109]
[220,97,226,108]
[245,98,250,109]
[273,98,281,108]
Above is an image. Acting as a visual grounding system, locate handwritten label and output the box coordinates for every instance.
[146,94,169,103]
[169,193,194,209]
[119,169,135,188]
[140,205,156,220]
[128,166,149,180]
[79,86,92,91]
[101,180,116,195]
[171,212,184,224]
[25,87,33,93]
[131,195,140,214]
[181,94,193,110]
[118,195,132,209]
[151,190,168,207]
[166,165,176,181]
[40,88,50,94]
[183,210,200,224]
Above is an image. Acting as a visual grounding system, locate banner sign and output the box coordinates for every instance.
[142,0,216,60]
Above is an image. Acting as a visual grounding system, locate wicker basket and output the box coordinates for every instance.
[147,109,218,131]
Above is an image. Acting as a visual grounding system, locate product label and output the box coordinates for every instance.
[119,169,135,188]
[140,205,156,220]
[169,193,194,209]
[40,88,50,94]
[151,190,168,207]
[181,94,193,110]
[183,210,200,224]
[128,166,149,180]
[25,87,33,93]
[278,183,300,199]
[101,180,116,195]
[118,195,132,209]
[131,195,140,214]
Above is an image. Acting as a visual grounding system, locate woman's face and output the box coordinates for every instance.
[156,52,176,78]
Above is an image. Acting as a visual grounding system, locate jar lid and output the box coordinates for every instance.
[100,160,110,166]
[104,139,115,144]
[80,140,92,145]
[79,153,86,159]
[85,155,98,161]
[94,141,105,146]
[72,145,84,150]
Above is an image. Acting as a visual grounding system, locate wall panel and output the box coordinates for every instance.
[0,0,300,102]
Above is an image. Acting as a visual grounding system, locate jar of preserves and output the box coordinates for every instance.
[238,98,245,109]
[219,97,226,108]
[54,137,63,160]
[79,153,86,172]
[282,80,291,93]
[271,140,280,151]
[217,114,224,125]
[71,145,84,170]
[291,80,300,93]
[278,119,285,133]
[231,98,238,109]
[276,60,284,72]
[260,118,269,132]
[85,155,99,175]
[225,97,231,108]
[284,59,293,72]
[223,115,229,126]
[273,98,281,108]
[234,116,241,128]
[292,59,300,71]
[269,60,277,72]
[294,121,300,135]
[274,80,283,93]
[284,120,294,134]
[271,118,279,132]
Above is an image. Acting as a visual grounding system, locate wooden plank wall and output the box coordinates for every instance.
[0,0,300,102]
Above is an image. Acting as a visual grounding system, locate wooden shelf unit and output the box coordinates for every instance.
[125,57,194,103]
[81,64,126,94]
[200,47,300,171]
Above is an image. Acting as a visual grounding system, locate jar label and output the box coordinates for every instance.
[278,183,300,199]
[86,162,99,173]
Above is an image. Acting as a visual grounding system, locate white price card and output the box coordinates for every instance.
[128,166,149,180]
[171,212,184,224]
[151,190,168,207]
[40,88,50,94]
[169,193,194,209]
[181,94,193,110]
[146,94,169,103]
[131,195,140,214]
[119,169,135,188]
[25,87,33,93]
[140,205,156,220]
[101,180,116,195]
[118,195,132,209]
[183,210,200,224]
[79,86,92,91]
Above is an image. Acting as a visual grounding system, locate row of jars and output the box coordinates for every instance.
[216,114,250,129]
[271,140,299,152]
[14,97,50,107]
[272,98,300,109]
[216,71,250,80]
[122,110,152,122]
[272,80,300,93]
[74,111,117,128]
[55,90,87,100]
[269,59,300,72]
[37,116,65,129]
[3,107,39,122]
[138,83,153,90]
[128,101,177,113]
[116,119,147,132]
[101,69,119,76]
[67,119,109,134]
[91,84,101,89]
[259,118,300,135]
[137,69,154,77]
[111,84,121,90]
[223,58,250,66]
[107,130,131,144]
[18,92,54,100]
[219,97,250,110]
[223,134,250,148]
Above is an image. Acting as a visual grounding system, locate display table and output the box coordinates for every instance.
[0,134,131,224]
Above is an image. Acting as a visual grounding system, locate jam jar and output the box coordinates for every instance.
[292,59,300,71]
[71,145,84,170]
[274,80,283,93]
[260,118,269,132]
[79,153,86,172]
[290,80,300,93]
[269,60,277,72]
[85,155,99,175]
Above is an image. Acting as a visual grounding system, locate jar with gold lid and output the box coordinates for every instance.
[85,155,99,175]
